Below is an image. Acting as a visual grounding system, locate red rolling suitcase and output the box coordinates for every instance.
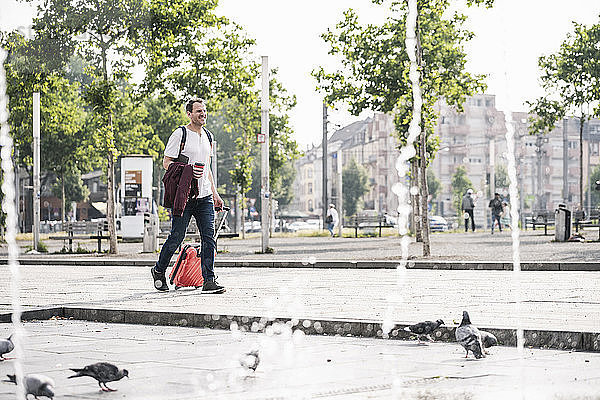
[169,207,229,290]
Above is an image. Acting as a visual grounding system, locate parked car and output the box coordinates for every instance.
[429,215,449,232]
[243,221,261,233]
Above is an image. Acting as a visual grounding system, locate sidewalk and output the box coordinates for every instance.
[3,229,600,262]
[0,320,598,399]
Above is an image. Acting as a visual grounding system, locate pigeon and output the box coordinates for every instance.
[403,319,444,343]
[239,350,260,372]
[68,362,128,392]
[455,311,485,359]
[0,335,14,360]
[480,330,498,354]
[5,373,55,399]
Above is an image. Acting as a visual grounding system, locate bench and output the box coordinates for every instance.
[524,211,554,235]
[49,221,120,252]
[345,215,394,238]
[573,210,600,240]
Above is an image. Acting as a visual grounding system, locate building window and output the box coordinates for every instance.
[308,183,313,194]
[569,141,578,149]
[307,200,313,211]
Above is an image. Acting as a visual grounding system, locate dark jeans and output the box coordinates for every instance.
[464,209,475,232]
[491,213,502,232]
[155,195,216,281]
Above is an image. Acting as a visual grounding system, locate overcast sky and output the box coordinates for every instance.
[2,0,600,149]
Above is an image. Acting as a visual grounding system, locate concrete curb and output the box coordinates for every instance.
[1,307,598,352]
[2,258,600,271]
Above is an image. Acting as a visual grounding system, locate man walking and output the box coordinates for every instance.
[326,203,339,237]
[461,189,475,232]
[151,98,225,293]
[488,193,504,234]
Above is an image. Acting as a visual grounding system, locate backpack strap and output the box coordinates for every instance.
[202,126,213,145]
[178,126,187,157]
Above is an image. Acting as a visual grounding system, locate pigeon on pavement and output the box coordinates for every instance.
[68,362,128,392]
[480,330,498,354]
[0,335,14,360]
[455,311,485,359]
[5,373,55,399]
[239,350,260,372]
[403,319,444,343]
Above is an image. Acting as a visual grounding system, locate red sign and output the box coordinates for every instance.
[257,133,266,143]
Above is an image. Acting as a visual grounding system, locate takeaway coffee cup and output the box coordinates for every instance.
[193,162,204,179]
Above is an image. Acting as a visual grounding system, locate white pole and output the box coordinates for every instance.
[33,92,40,250]
[337,150,343,237]
[260,56,270,252]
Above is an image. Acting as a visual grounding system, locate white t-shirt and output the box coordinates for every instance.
[164,126,213,198]
[327,207,339,225]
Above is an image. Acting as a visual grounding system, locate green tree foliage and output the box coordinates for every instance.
[588,165,600,210]
[426,169,441,200]
[50,171,89,206]
[451,166,473,220]
[2,32,91,222]
[314,0,486,151]
[141,0,257,105]
[495,164,509,189]
[342,157,371,217]
[528,21,600,208]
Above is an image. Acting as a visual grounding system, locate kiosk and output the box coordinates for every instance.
[120,155,154,238]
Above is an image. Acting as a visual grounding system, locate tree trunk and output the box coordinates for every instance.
[411,159,422,242]
[61,173,66,224]
[240,189,246,240]
[419,131,431,256]
[579,116,584,210]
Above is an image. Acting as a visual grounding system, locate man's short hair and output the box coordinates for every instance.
[185,98,206,113]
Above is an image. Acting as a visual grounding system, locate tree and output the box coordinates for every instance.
[588,165,600,209]
[451,166,472,226]
[427,169,441,201]
[29,0,149,253]
[140,0,257,105]
[2,32,91,224]
[314,0,488,255]
[495,164,509,189]
[528,21,600,209]
[342,157,371,217]
[50,171,89,212]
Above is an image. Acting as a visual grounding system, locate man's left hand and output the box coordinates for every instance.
[214,193,224,210]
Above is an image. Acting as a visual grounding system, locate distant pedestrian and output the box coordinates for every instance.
[461,189,475,232]
[326,204,339,237]
[501,201,511,229]
[489,193,504,234]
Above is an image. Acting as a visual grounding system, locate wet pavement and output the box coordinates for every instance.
[0,320,598,400]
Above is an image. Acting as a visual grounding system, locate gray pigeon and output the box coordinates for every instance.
[0,335,14,360]
[455,311,485,359]
[239,350,260,372]
[5,373,55,399]
[403,319,444,343]
[68,362,128,392]
[480,330,498,353]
